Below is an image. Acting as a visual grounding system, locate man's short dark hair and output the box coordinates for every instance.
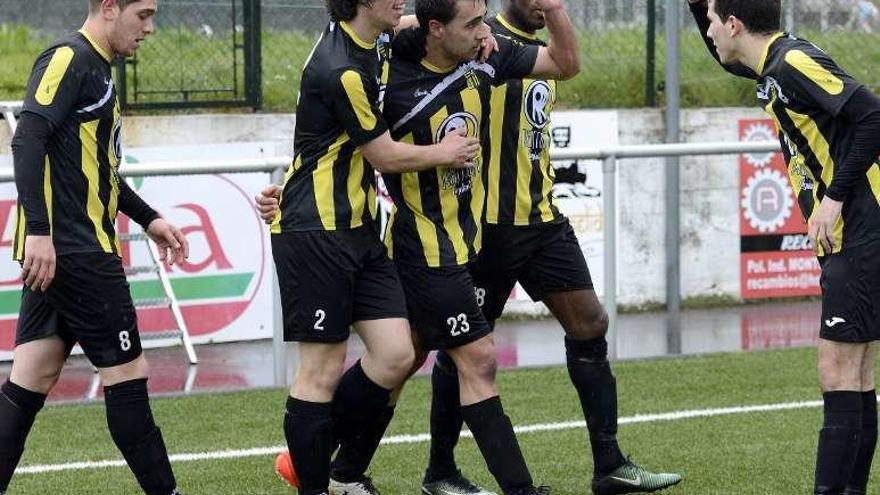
[712,0,781,34]
[416,0,467,30]
[89,0,141,13]
[325,0,374,22]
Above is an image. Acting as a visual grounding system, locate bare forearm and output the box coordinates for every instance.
[543,6,580,80]
[368,141,449,173]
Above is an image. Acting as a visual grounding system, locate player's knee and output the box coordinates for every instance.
[817,354,860,391]
[566,306,609,340]
[296,359,345,396]
[455,343,498,384]
[11,359,64,395]
[381,344,416,382]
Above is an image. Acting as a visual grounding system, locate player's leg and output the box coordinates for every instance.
[53,253,179,495]
[845,343,878,495]
[815,243,879,495]
[525,221,680,493]
[327,229,413,494]
[815,340,866,494]
[328,317,413,494]
[446,334,541,495]
[423,226,529,494]
[0,333,66,493]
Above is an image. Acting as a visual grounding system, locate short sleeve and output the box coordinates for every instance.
[487,35,540,85]
[22,45,83,129]
[329,68,389,146]
[780,47,860,117]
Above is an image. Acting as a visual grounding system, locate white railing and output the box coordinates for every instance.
[0,140,783,384]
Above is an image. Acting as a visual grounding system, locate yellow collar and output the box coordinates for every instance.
[420,58,456,74]
[496,13,537,40]
[340,21,376,50]
[78,28,112,63]
[756,32,785,75]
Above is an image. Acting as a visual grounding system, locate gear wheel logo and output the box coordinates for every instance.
[741,169,794,232]
[742,122,777,168]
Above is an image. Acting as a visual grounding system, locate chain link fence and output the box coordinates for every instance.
[1,0,878,111]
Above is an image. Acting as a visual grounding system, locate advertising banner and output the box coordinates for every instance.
[738,119,820,299]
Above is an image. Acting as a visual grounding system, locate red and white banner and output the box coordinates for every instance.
[738,119,820,299]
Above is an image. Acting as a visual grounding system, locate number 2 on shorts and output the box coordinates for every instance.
[314,309,326,331]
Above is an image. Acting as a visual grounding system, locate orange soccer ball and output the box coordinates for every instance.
[275,449,298,487]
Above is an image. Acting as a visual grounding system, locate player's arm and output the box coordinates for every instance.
[395,17,498,61]
[117,178,189,265]
[526,0,580,80]
[822,87,880,202]
[394,15,419,35]
[330,68,478,173]
[361,129,478,174]
[12,44,85,290]
[686,0,759,80]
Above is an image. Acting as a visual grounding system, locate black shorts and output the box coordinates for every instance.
[395,261,491,351]
[819,240,880,343]
[272,225,407,344]
[16,252,143,368]
[471,219,593,322]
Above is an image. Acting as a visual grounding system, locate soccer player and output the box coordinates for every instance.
[374,0,579,493]
[688,0,880,493]
[268,1,482,494]
[1,1,188,494]
[420,2,683,494]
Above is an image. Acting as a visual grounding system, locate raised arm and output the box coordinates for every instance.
[687,0,758,79]
[528,0,580,80]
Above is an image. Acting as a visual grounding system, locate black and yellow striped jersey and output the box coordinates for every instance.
[271,21,393,233]
[756,33,880,255]
[14,30,129,260]
[484,14,561,226]
[382,35,538,268]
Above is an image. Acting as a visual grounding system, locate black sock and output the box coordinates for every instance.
[0,380,46,491]
[328,360,392,482]
[815,391,862,494]
[845,390,877,493]
[104,378,177,495]
[424,351,463,483]
[565,337,626,476]
[330,405,395,482]
[286,396,333,495]
[461,396,532,493]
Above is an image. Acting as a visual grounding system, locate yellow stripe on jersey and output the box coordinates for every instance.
[270,155,301,234]
[347,151,367,229]
[384,203,396,257]
[486,85,507,223]
[14,203,25,260]
[35,46,74,106]
[78,29,112,63]
[784,50,844,95]
[80,120,113,253]
[514,82,534,225]
[784,107,843,255]
[537,80,558,222]
[867,163,880,206]
[107,105,120,248]
[341,70,378,132]
[430,107,468,263]
[339,21,376,50]
[44,155,53,235]
[461,87,485,253]
[314,134,349,230]
[401,134,441,267]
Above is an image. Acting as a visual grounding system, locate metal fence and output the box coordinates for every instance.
[1,0,878,111]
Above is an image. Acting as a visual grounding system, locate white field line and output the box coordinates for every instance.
[16,398,825,475]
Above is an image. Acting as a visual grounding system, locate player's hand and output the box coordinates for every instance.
[146,217,189,265]
[438,127,480,169]
[478,25,499,62]
[255,184,282,224]
[21,235,55,291]
[808,197,843,254]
